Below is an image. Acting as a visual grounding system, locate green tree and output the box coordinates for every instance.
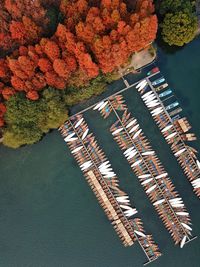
[161,12,197,46]
[3,88,68,148]
[158,0,194,15]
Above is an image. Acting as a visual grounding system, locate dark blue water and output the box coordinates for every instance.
[0,37,200,267]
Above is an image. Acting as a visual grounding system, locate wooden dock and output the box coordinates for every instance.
[59,115,161,264]
[94,95,195,246]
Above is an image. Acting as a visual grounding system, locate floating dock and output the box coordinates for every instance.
[134,70,200,198]
[59,115,161,265]
[94,95,195,247]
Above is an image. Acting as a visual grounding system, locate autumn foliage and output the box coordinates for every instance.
[0,0,158,128]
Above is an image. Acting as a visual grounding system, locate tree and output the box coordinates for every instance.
[161,12,197,46]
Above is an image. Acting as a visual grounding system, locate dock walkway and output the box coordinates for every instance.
[59,115,161,265]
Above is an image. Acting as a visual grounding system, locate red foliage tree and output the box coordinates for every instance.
[26,90,39,100]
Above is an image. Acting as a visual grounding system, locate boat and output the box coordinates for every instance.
[136,80,147,89]
[98,101,108,110]
[138,174,151,179]
[133,129,142,139]
[146,184,157,193]
[155,83,168,92]
[124,147,135,155]
[112,128,123,135]
[71,146,83,154]
[138,82,148,92]
[196,160,200,170]
[180,236,187,248]
[126,119,137,129]
[64,137,78,142]
[153,199,165,206]
[82,129,89,140]
[166,101,179,111]
[99,161,110,169]
[64,132,75,141]
[181,223,192,231]
[152,77,165,86]
[142,91,153,99]
[176,212,189,216]
[165,132,177,140]
[147,67,159,76]
[155,173,168,179]
[161,125,173,133]
[159,89,172,98]
[134,230,146,237]
[127,151,137,159]
[131,159,142,167]
[124,208,138,217]
[74,118,84,128]
[129,124,139,133]
[174,148,186,157]
[152,109,163,116]
[141,178,153,185]
[93,101,104,110]
[142,151,155,156]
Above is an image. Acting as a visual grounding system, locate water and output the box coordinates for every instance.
[0,37,200,267]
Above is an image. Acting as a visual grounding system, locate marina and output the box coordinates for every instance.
[59,115,161,265]
[134,69,200,198]
[93,95,196,247]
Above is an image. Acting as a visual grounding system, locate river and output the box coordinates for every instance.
[0,37,200,267]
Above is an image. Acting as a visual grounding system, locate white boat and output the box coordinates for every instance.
[146,184,157,193]
[138,83,148,92]
[141,178,153,185]
[112,128,123,135]
[129,124,139,133]
[192,178,200,185]
[71,146,83,153]
[64,132,75,141]
[65,137,78,142]
[98,101,108,110]
[80,160,91,168]
[161,124,173,133]
[136,80,147,89]
[131,159,142,167]
[120,204,132,210]
[196,160,200,170]
[171,203,184,208]
[151,107,163,113]
[138,174,151,179]
[142,151,155,156]
[127,151,137,160]
[133,129,142,139]
[124,147,134,155]
[155,173,168,179]
[141,91,153,98]
[116,196,130,203]
[169,197,182,202]
[82,129,89,140]
[74,118,84,128]
[174,148,186,157]
[166,132,177,140]
[193,184,200,189]
[126,119,137,129]
[153,199,165,206]
[144,95,156,102]
[147,102,160,108]
[93,101,104,110]
[99,161,110,169]
[100,168,113,174]
[181,223,192,231]
[124,208,138,217]
[180,236,187,248]
[134,230,146,238]
[152,109,163,116]
[104,173,116,178]
[176,212,189,216]
[82,163,92,171]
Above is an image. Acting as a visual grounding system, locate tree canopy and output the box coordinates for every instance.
[161,11,197,46]
[156,0,197,46]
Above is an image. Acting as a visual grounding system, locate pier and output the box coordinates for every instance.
[134,74,200,198]
[59,115,161,264]
[94,95,194,247]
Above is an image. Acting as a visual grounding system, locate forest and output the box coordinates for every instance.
[0,0,158,148]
